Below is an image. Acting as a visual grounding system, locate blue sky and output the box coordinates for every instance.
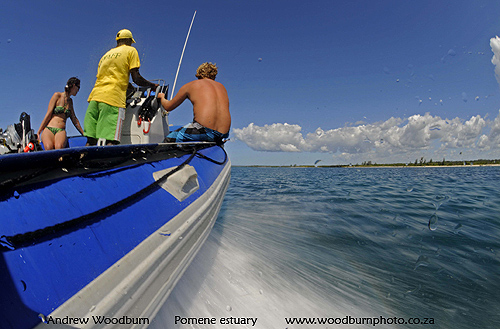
[2,0,500,165]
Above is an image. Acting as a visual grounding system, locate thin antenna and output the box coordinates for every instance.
[171,10,197,100]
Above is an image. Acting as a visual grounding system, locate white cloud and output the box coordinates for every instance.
[233,111,500,162]
[490,36,500,89]
[234,123,306,152]
[480,111,500,150]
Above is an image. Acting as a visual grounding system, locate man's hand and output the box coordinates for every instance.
[157,93,170,111]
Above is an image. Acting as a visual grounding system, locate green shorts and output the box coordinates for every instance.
[84,101,125,142]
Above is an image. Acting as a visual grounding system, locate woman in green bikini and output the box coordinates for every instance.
[37,77,84,150]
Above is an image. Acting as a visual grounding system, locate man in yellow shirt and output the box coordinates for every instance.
[84,29,158,145]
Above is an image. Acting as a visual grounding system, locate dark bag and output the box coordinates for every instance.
[15,112,31,139]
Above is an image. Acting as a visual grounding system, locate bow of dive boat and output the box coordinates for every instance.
[0,84,231,329]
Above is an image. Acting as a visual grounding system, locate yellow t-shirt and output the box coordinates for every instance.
[88,45,140,108]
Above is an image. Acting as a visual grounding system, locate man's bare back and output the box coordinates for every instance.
[158,77,230,134]
[183,78,230,133]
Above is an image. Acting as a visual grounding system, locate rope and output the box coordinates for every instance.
[196,143,228,165]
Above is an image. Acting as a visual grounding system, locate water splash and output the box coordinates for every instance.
[414,255,430,270]
[150,167,500,329]
[38,314,47,323]
[432,195,450,210]
[462,92,468,102]
[404,284,421,297]
[441,49,457,63]
[429,213,438,231]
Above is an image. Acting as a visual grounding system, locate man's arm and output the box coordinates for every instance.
[130,68,158,89]
[157,83,190,112]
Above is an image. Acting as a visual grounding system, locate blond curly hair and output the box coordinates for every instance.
[195,62,218,80]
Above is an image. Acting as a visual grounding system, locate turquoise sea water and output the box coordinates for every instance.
[150,166,500,329]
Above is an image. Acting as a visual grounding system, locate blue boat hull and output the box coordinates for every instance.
[0,140,230,329]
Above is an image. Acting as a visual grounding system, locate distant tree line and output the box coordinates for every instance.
[239,158,499,168]
[353,158,499,167]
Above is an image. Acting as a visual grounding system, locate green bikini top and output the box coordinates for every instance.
[53,106,70,118]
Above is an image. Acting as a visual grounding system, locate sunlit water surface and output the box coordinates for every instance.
[150,166,500,328]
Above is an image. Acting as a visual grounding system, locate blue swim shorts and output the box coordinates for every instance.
[164,121,229,144]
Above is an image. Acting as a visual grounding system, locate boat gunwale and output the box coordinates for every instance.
[0,141,223,192]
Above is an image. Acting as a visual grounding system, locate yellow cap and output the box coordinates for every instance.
[116,29,136,43]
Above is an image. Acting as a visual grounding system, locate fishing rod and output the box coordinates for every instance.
[170,10,197,100]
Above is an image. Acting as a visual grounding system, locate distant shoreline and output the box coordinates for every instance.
[233,163,500,169]
[345,164,500,168]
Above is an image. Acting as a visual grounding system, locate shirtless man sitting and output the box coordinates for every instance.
[157,62,231,144]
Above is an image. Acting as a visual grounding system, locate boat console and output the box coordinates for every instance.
[119,83,170,145]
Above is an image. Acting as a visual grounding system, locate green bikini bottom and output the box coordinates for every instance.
[46,126,65,135]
